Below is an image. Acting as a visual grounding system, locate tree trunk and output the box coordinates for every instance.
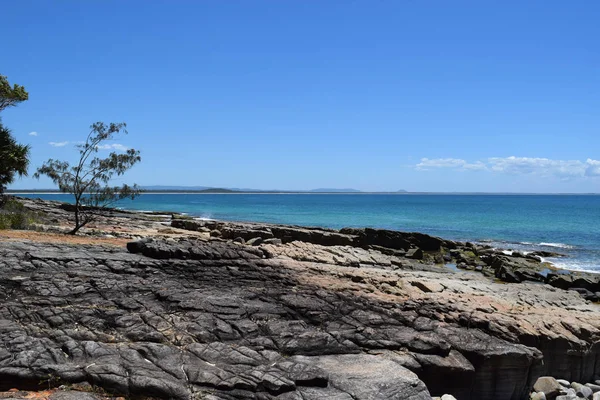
[68,225,81,235]
[69,203,81,235]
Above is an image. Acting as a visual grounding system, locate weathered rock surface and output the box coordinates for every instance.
[2,235,600,399]
[2,197,600,399]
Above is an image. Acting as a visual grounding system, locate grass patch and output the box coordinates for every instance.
[0,197,42,230]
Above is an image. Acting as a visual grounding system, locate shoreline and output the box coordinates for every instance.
[14,194,597,274]
[8,191,600,195]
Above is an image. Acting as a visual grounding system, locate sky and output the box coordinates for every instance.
[1,0,599,193]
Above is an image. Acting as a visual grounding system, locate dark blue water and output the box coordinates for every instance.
[18,193,600,272]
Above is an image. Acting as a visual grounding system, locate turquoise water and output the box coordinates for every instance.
[18,193,600,272]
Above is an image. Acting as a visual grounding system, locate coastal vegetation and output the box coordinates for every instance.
[0,197,40,230]
[0,74,30,203]
[34,122,142,234]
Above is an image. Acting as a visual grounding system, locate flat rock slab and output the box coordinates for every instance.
[1,238,600,399]
[292,354,430,400]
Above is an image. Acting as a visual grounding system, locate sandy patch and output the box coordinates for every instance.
[0,230,129,247]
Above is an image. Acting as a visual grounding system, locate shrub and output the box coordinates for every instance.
[0,198,40,230]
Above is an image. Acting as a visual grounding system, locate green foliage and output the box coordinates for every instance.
[0,74,29,112]
[0,74,30,198]
[0,198,40,230]
[35,122,142,234]
[0,122,30,195]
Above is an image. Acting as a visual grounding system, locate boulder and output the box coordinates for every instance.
[531,392,547,400]
[585,383,600,392]
[246,237,263,246]
[571,382,593,399]
[571,277,599,292]
[547,274,573,290]
[495,265,522,283]
[533,377,563,399]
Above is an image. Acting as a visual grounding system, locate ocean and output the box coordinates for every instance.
[17,193,600,272]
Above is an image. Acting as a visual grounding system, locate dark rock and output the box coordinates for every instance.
[527,254,543,262]
[271,226,355,247]
[547,274,573,290]
[406,248,424,260]
[495,265,521,283]
[568,288,598,302]
[340,227,444,251]
[571,277,599,292]
[515,269,545,283]
[530,250,566,258]
[220,226,274,241]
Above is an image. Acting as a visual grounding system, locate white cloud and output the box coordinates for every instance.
[28,131,38,136]
[416,156,600,179]
[49,141,69,147]
[416,158,487,171]
[96,143,129,151]
[488,156,585,178]
[461,161,487,171]
[585,159,600,177]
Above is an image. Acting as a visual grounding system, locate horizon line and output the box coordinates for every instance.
[7,189,600,196]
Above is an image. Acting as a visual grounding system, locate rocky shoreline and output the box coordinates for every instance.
[1,197,600,399]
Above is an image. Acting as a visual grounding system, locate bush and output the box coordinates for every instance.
[0,198,40,230]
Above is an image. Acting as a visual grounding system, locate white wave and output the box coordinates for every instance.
[545,258,600,274]
[539,242,575,249]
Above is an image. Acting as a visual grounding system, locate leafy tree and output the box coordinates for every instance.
[0,74,30,203]
[35,122,142,234]
[0,122,30,200]
[0,74,29,112]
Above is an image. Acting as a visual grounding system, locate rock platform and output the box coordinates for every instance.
[0,197,599,399]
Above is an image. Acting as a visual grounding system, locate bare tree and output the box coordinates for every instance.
[35,122,142,234]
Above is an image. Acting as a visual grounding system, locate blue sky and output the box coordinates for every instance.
[2,0,599,192]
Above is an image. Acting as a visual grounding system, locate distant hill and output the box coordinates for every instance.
[142,185,211,191]
[309,188,362,193]
[196,188,237,193]
[9,186,366,194]
[397,189,408,193]
[140,186,363,193]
